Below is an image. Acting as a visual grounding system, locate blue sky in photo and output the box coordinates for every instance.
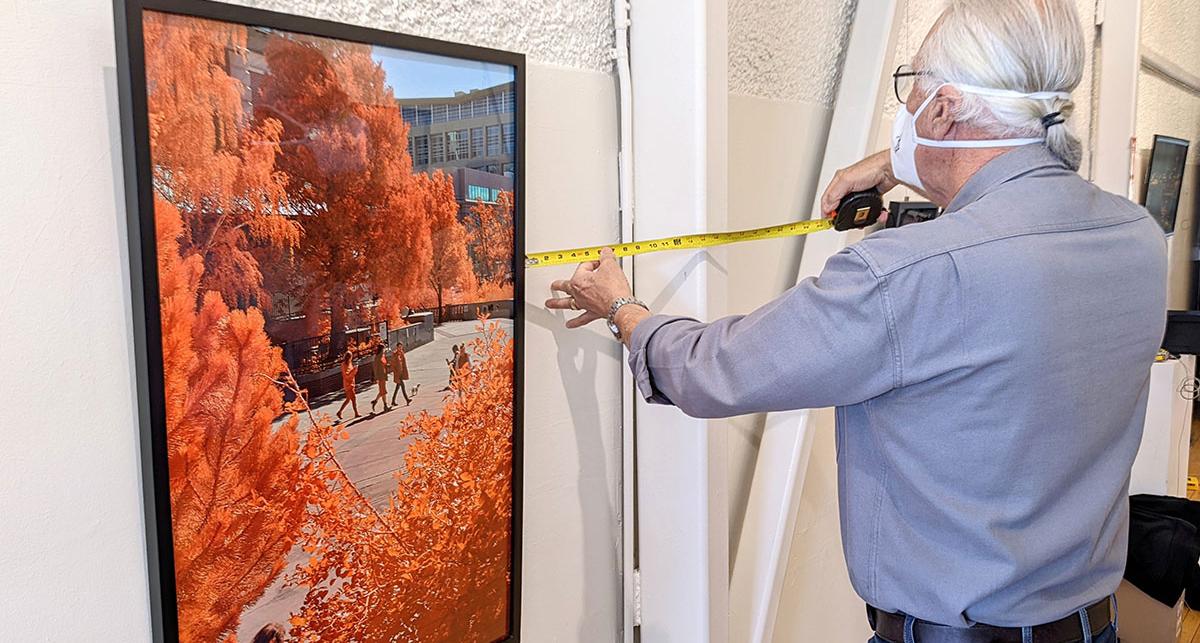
[372,47,515,100]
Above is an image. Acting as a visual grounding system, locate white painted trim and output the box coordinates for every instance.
[629,0,729,640]
[613,1,637,641]
[706,0,731,641]
[1093,0,1142,196]
[728,2,905,640]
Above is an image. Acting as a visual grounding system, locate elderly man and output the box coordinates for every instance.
[548,1,1165,642]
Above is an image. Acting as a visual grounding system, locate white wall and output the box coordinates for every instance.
[0,0,625,640]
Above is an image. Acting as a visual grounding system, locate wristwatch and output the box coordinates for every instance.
[607,297,649,340]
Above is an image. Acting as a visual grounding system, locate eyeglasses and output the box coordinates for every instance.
[893,64,932,104]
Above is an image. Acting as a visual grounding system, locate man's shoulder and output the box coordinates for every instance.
[854,178,1155,277]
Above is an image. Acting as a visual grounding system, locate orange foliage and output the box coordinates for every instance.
[154,194,309,642]
[467,191,515,285]
[145,14,516,642]
[423,172,475,320]
[143,12,300,307]
[287,321,514,642]
[255,35,450,354]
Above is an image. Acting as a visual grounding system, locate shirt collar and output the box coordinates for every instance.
[944,144,1068,214]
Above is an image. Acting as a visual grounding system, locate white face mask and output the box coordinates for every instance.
[890,82,1072,192]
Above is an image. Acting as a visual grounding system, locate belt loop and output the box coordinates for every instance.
[1111,594,1119,633]
[904,615,917,643]
[1021,625,1033,643]
[1078,606,1093,643]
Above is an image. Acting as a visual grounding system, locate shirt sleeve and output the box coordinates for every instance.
[625,247,901,418]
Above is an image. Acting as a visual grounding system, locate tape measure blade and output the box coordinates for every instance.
[525,216,835,267]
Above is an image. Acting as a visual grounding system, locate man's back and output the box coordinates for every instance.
[625,144,1167,627]
[843,145,1167,626]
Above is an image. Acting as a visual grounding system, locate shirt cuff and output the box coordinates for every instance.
[626,313,698,406]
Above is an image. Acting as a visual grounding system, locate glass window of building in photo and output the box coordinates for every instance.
[430,133,445,164]
[502,123,515,155]
[487,125,502,157]
[456,129,470,160]
[414,134,429,166]
[471,127,484,159]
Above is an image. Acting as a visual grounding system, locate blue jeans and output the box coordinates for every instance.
[869,623,1117,643]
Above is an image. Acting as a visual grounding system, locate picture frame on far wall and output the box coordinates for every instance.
[112,0,524,640]
[1141,134,1190,236]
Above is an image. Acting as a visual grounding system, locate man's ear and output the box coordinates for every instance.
[923,87,962,140]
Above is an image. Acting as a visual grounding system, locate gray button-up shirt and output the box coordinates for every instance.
[628,144,1167,627]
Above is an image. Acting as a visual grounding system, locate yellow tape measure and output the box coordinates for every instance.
[526,218,835,268]
[525,189,884,268]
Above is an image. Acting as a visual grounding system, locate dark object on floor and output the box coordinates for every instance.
[1124,494,1200,608]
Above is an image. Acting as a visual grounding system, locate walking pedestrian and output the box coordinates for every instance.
[389,343,412,406]
[455,343,470,373]
[250,624,284,643]
[335,351,359,420]
[370,343,390,413]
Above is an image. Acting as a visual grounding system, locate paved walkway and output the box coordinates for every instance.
[235,318,513,640]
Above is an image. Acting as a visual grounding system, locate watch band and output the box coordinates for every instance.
[607,297,649,339]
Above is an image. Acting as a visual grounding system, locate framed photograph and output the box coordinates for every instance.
[1140,134,1190,236]
[113,0,524,640]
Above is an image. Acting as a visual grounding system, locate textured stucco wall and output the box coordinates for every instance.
[1141,0,1200,87]
[1136,0,1200,308]
[728,0,857,104]
[0,0,622,639]
[1137,0,1200,165]
[231,0,614,70]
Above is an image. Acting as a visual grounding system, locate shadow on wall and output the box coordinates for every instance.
[526,303,623,640]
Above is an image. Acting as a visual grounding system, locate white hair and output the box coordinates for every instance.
[914,0,1086,169]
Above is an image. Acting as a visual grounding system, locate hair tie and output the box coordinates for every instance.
[1041,111,1065,129]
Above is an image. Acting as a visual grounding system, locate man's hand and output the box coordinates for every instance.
[820,150,900,217]
[545,248,633,329]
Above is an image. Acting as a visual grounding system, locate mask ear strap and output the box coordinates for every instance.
[952,83,1072,101]
[911,82,1053,148]
[914,135,1046,148]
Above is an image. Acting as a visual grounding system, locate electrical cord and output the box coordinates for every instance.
[1161,350,1200,400]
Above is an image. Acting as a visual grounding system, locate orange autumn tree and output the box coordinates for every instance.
[467,190,515,286]
[287,320,515,641]
[425,171,476,321]
[143,12,300,308]
[154,194,310,642]
[254,34,444,355]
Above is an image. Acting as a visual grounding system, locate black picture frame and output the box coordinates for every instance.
[112,0,525,639]
[1141,134,1190,236]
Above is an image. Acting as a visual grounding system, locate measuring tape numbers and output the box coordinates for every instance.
[525,189,883,269]
[525,218,835,268]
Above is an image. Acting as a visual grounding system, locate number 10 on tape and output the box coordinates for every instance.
[524,218,836,268]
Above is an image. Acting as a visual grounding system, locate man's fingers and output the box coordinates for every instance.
[544,296,577,310]
[573,260,599,280]
[565,311,601,329]
[550,279,573,295]
[821,174,847,215]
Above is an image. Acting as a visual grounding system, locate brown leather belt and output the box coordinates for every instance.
[869,598,1111,643]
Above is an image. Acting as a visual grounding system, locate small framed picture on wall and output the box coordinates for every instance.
[113,0,525,640]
